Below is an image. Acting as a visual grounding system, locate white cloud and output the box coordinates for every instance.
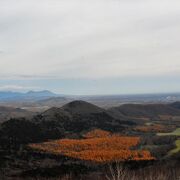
[0,85,40,92]
[0,0,180,79]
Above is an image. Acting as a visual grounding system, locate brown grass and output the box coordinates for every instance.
[134,124,167,133]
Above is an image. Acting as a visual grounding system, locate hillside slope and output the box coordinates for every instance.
[0,101,135,148]
[35,101,133,133]
[0,106,34,123]
[108,103,180,119]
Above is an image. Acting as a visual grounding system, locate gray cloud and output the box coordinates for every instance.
[0,0,180,79]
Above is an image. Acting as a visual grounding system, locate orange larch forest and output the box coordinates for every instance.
[29,129,155,163]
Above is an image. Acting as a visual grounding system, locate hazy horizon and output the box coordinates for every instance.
[1,89,180,97]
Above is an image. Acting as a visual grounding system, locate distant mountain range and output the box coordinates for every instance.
[0,90,59,102]
[1,91,180,109]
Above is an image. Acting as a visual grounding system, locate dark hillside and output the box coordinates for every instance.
[62,100,105,114]
[33,101,133,134]
[0,101,134,150]
[169,101,180,109]
[0,106,34,123]
[109,103,180,118]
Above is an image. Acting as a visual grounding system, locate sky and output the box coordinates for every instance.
[0,0,180,95]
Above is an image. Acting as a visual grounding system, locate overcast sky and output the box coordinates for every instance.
[0,0,180,95]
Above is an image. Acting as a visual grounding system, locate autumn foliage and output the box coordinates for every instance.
[83,129,111,138]
[30,129,155,163]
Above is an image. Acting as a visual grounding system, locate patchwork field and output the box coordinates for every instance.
[157,128,180,136]
[169,140,180,155]
[134,124,167,133]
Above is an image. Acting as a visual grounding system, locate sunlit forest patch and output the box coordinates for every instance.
[83,129,111,138]
[29,129,155,163]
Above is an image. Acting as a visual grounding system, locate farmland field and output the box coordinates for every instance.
[157,128,180,136]
[168,140,180,155]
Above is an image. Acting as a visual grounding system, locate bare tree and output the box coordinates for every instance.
[106,162,127,180]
